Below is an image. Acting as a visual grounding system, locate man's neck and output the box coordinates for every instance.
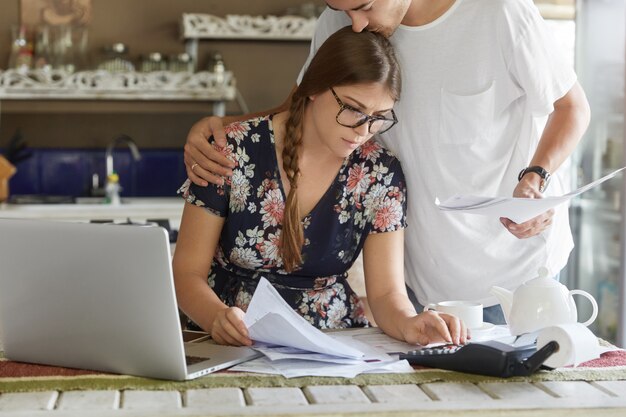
[402,0,457,27]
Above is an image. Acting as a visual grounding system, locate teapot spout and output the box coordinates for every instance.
[490,286,514,324]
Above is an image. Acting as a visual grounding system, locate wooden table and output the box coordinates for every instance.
[1,379,625,416]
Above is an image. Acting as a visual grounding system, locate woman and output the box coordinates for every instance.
[173,27,467,347]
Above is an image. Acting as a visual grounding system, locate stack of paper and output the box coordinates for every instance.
[233,278,413,378]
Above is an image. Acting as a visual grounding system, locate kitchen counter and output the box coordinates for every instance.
[0,197,185,228]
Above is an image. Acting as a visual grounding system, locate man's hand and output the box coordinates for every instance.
[184,116,235,186]
[401,310,468,346]
[500,174,554,239]
[211,306,252,346]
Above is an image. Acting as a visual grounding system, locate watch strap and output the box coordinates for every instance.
[518,166,551,193]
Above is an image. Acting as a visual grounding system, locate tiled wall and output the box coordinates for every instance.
[6,148,187,197]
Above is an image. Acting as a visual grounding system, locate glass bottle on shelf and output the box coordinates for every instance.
[33,26,52,72]
[74,26,90,71]
[207,52,225,85]
[7,25,22,70]
[52,25,76,73]
[8,25,33,73]
[98,43,134,72]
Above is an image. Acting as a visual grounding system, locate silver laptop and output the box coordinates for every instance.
[0,218,259,380]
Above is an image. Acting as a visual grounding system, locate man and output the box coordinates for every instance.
[183,0,590,323]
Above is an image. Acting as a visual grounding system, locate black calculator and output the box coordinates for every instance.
[399,340,558,378]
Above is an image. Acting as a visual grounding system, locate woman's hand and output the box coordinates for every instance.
[211,306,252,346]
[401,310,468,346]
[184,116,235,186]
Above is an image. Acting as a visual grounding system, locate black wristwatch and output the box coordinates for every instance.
[518,166,551,193]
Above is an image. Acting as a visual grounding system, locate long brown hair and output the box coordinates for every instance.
[280,26,401,272]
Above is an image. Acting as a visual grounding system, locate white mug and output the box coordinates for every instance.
[424,300,483,329]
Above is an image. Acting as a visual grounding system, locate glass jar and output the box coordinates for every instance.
[140,52,167,72]
[98,43,134,72]
[168,52,193,73]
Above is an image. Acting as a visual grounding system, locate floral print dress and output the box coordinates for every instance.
[178,115,407,329]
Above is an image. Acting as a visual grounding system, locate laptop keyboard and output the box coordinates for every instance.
[185,355,209,366]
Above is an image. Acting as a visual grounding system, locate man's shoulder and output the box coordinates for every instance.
[314,7,351,37]
[483,0,542,21]
[463,0,539,19]
[317,7,351,27]
[468,0,536,10]
[461,0,544,44]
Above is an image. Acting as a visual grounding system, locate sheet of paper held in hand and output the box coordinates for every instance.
[435,167,626,223]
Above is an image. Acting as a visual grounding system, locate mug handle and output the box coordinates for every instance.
[569,289,599,327]
[423,303,437,313]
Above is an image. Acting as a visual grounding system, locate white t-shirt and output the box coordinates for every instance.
[298,0,577,306]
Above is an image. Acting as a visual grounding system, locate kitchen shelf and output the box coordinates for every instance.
[181,13,316,41]
[0,69,236,101]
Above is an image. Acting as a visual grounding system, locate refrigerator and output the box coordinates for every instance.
[565,0,626,346]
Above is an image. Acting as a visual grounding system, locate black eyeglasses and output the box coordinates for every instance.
[330,88,398,134]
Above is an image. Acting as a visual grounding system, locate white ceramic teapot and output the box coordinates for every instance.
[490,267,598,336]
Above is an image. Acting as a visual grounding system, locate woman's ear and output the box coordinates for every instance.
[308,94,317,102]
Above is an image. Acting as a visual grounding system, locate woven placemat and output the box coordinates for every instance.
[1,350,626,393]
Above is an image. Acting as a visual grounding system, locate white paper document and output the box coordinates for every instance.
[231,355,413,379]
[330,327,420,354]
[252,344,366,364]
[436,167,626,223]
[232,337,410,378]
[239,287,416,377]
[243,277,364,359]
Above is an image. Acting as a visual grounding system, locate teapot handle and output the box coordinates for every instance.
[569,289,599,327]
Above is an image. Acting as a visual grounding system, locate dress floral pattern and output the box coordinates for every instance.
[178,115,407,329]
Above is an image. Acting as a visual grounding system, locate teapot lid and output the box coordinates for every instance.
[524,267,559,287]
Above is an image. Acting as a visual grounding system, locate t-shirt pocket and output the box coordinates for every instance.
[439,81,496,146]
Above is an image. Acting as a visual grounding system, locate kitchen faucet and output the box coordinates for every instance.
[103,134,142,203]
[106,134,141,178]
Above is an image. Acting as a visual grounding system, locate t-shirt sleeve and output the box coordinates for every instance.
[296,8,351,85]
[501,2,577,117]
[367,156,408,234]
